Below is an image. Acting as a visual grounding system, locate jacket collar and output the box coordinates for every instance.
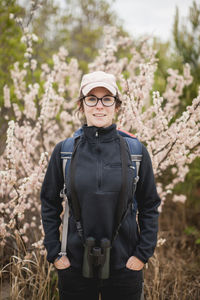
[82,124,118,142]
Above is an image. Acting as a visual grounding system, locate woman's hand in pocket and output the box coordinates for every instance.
[126,256,144,271]
[54,255,71,270]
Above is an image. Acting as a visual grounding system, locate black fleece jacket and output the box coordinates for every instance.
[40,124,161,269]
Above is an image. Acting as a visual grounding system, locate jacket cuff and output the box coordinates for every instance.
[44,240,61,263]
[132,249,148,264]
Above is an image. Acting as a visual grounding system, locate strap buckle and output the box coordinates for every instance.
[60,184,67,198]
[134,176,139,184]
[58,251,67,256]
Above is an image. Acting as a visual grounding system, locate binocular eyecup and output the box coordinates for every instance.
[82,237,111,279]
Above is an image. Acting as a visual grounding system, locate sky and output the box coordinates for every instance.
[113,0,193,41]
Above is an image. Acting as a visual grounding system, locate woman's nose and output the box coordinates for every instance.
[96,99,104,108]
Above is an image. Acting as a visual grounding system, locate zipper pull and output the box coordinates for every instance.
[95,131,98,137]
[129,166,135,170]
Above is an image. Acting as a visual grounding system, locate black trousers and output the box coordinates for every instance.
[57,266,143,300]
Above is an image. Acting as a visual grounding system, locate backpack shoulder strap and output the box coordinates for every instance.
[118,129,142,182]
[60,127,83,185]
[124,136,142,183]
[118,129,143,212]
[125,137,142,212]
[60,137,74,187]
[59,130,82,257]
[59,137,75,257]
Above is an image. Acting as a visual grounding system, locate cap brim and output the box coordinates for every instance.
[81,82,117,96]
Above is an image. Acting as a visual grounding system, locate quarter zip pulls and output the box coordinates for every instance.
[82,124,118,143]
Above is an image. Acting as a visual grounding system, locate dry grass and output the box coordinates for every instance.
[144,245,200,300]
[0,233,58,300]
[0,252,58,300]
[143,200,200,300]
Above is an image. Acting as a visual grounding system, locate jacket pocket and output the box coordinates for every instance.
[102,162,122,192]
[104,163,121,169]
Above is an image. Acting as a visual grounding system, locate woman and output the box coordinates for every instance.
[41,71,161,300]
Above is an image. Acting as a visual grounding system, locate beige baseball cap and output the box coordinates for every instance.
[80,71,119,96]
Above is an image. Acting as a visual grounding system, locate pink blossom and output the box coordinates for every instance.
[3,85,11,108]
[173,195,187,203]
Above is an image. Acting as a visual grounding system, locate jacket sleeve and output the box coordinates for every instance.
[133,143,161,263]
[40,141,64,263]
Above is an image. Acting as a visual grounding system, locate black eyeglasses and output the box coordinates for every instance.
[82,95,116,107]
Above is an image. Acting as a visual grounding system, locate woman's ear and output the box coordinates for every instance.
[115,106,120,113]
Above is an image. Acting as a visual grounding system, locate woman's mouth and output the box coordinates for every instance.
[93,114,106,117]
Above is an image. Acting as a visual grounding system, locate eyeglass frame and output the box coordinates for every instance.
[81,94,117,107]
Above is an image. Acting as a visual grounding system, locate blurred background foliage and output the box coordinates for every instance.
[0,0,25,106]
[1,0,200,261]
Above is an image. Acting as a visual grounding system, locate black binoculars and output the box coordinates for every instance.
[82,237,111,279]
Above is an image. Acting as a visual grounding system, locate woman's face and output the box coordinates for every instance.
[82,87,117,128]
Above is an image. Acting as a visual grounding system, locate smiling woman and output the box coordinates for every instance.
[77,71,122,128]
[79,87,117,127]
[40,70,161,300]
